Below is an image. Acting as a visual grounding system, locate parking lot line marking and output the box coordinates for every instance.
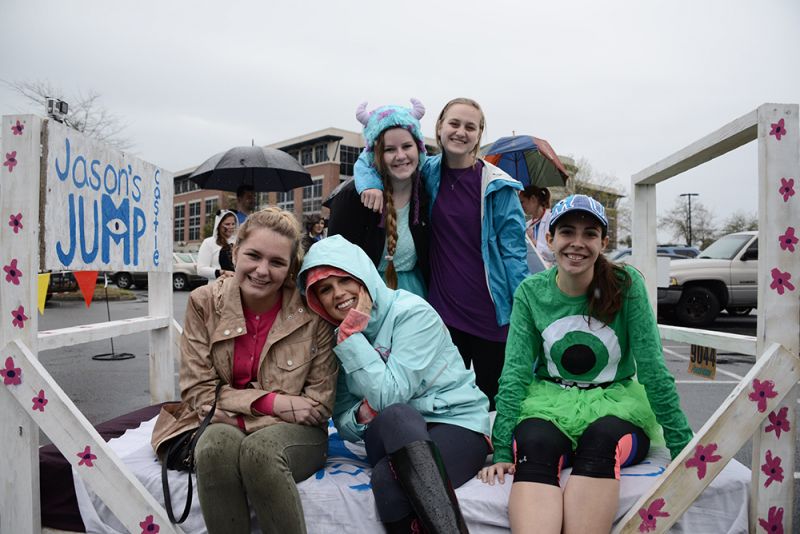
[675,380,739,384]
[663,347,745,381]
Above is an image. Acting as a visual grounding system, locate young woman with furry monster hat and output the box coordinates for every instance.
[354,97,528,409]
[327,98,430,298]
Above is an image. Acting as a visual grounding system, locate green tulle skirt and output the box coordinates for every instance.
[517,377,665,449]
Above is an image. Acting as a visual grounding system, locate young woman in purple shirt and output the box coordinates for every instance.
[355,98,528,409]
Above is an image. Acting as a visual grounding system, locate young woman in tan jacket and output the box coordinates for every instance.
[152,207,338,534]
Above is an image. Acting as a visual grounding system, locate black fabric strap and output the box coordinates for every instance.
[162,381,223,524]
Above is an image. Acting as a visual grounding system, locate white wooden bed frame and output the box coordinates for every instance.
[1,104,797,533]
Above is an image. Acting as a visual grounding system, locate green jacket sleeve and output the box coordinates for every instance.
[626,268,693,458]
[492,283,540,463]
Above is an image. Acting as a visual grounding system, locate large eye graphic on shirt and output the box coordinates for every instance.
[561,343,597,375]
[541,315,622,382]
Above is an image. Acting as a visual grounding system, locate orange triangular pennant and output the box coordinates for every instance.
[73,271,99,307]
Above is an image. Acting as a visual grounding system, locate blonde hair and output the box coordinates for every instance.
[435,97,486,162]
[234,206,303,281]
[373,127,422,289]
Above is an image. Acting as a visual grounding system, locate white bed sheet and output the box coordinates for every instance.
[73,417,750,533]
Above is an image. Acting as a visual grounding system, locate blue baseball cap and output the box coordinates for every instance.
[549,194,608,232]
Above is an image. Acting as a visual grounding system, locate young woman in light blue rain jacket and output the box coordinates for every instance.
[299,235,490,534]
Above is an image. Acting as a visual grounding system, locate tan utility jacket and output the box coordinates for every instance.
[151,276,337,454]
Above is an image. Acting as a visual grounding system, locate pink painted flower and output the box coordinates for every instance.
[778,227,797,252]
[770,118,787,141]
[77,445,97,467]
[11,120,24,136]
[3,151,17,172]
[758,505,784,534]
[1,356,22,386]
[684,442,722,480]
[761,450,784,487]
[32,389,48,411]
[11,305,29,329]
[779,178,795,202]
[749,379,778,412]
[765,406,790,438]
[638,498,669,533]
[4,258,22,285]
[769,268,795,295]
[139,514,160,533]
[8,213,23,234]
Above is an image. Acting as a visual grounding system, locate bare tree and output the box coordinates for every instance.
[569,156,630,246]
[720,210,758,234]
[659,197,717,248]
[2,79,132,150]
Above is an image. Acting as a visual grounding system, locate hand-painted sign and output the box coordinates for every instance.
[43,120,172,271]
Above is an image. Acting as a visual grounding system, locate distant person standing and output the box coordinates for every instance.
[235,185,257,224]
[519,185,555,266]
[197,210,237,282]
[301,214,326,254]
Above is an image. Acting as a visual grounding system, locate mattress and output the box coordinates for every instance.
[65,414,750,533]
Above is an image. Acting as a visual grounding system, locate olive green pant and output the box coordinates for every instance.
[194,422,327,534]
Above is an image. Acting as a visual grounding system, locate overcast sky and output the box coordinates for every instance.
[2,0,798,242]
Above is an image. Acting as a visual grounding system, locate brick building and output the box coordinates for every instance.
[172,127,436,251]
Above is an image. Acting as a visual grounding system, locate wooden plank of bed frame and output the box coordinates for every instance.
[37,315,170,351]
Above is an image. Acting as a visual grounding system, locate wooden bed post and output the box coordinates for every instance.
[616,104,799,533]
[0,114,44,533]
[630,183,658,307]
[750,103,799,533]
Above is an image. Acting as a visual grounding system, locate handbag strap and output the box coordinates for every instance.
[162,381,223,524]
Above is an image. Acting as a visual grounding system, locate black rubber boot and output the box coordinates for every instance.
[383,514,425,534]
[388,440,469,534]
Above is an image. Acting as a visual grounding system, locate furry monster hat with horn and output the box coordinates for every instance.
[355,98,427,170]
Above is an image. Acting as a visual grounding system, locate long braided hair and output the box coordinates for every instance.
[373,127,422,289]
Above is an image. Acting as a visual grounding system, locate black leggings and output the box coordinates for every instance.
[448,326,506,411]
[512,416,650,486]
[363,403,489,522]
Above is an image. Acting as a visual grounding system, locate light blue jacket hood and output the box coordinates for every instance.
[299,235,490,442]
[299,235,393,340]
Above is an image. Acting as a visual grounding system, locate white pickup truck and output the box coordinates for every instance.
[657,231,758,327]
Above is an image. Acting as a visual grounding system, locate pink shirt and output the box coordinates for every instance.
[232,296,282,428]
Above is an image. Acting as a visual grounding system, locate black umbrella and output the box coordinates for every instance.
[322,177,354,208]
[189,146,312,192]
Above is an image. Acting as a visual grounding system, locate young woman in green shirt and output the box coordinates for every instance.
[479,194,693,534]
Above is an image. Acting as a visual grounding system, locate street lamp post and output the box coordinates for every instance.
[680,193,699,246]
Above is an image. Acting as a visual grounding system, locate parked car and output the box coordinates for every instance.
[109,253,207,291]
[608,245,700,262]
[657,231,758,327]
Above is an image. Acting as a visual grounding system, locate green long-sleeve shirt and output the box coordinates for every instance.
[492,266,693,463]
